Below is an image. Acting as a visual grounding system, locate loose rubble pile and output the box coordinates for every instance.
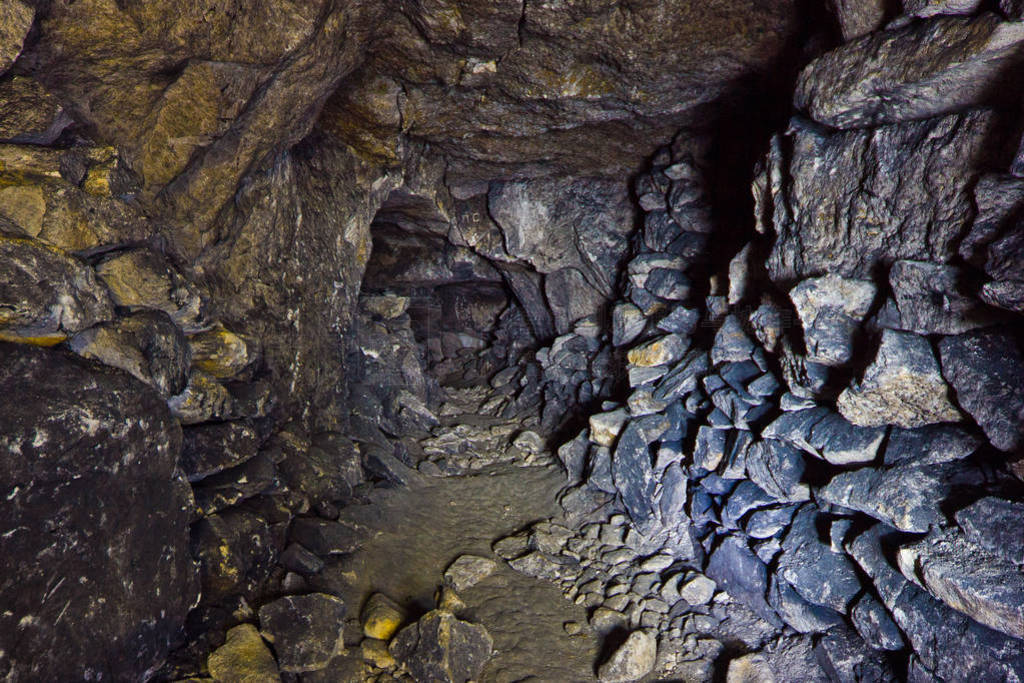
[498,7,1024,681]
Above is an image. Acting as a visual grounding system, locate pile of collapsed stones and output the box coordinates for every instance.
[506,8,1024,680]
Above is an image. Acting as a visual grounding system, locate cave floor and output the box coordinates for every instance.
[309,462,605,682]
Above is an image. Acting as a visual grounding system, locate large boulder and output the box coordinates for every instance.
[795,14,1024,129]
[0,343,197,681]
[765,110,1001,282]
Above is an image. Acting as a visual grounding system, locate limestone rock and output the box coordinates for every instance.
[0,236,113,344]
[789,274,876,366]
[0,76,69,144]
[612,303,647,347]
[167,369,237,425]
[766,111,999,281]
[763,408,886,466]
[589,408,630,447]
[290,518,364,557]
[182,421,260,482]
[95,248,205,332]
[0,343,196,681]
[818,460,980,533]
[905,0,984,17]
[188,324,255,379]
[726,653,775,683]
[627,334,688,368]
[955,497,1024,565]
[939,329,1024,451]
[69,310,191,397]
[711,314,755,364]
[778,507,863,613]
[258,593,346,673]
[362,593,406,641]
[444,555,498,592]
[898,529,1024,640]
[850,525,1024,681]
[679,575,717,606]
[837,329,962,428]
[795,15,1024,128]
[597,629,657,682]
[850,593,904,651]
[878,260,999,334]
[827,0,890,40]
[389,610,493,683]
[192,510,276,602]
[207,623,280,683]
[744,439,810,503]
[0,0,32,75]
[706,535,781,628]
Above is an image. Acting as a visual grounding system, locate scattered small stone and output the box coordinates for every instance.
[207,623,280,683]
[597,629,657,682]
[679,576,716,606]
[259,593,346,673]
[726,652,774,683]
[444,554,498,592]
[564,621,583,635]
[361,638,397,669]
[362,593,406,641]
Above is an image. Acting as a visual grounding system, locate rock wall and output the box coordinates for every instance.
[553,5,1024,679]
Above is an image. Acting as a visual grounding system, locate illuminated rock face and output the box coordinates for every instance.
[4,1,1024,680]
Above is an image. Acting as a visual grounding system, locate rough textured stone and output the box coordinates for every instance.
[180,421,260,481]
[612,418,664,524]
[0,1,33,75]
[389,610,493,683]
[0,76,69,144]
[706,535,781,628]
[362,592,406,641]
[598,629,657,682]
[0,236,114,344]
[0,343,196,681]
[789,274,875,366]
[878,260,999,334]
[850,592,904,651]
[444,555,498,592]
[744,440,810,503]
[726,652,775,683]
[94,249,205,332]
[192,510,276,602]
[827,0,890,40]
[763,408,886,466]
[898,529,1024,640]
[955,497,1024,565]
[766,111,1000,282]
[778,507,863,613]
[850,525,1024,680]
[69,310,191,397]
[207,623,280,683]
[837,329,962,428]
[818,460,977,533]
[795,15,1024,128]
[939,329,1024,451]
[259,593,346,673]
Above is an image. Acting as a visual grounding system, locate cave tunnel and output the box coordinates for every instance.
[4,1,1024,682]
